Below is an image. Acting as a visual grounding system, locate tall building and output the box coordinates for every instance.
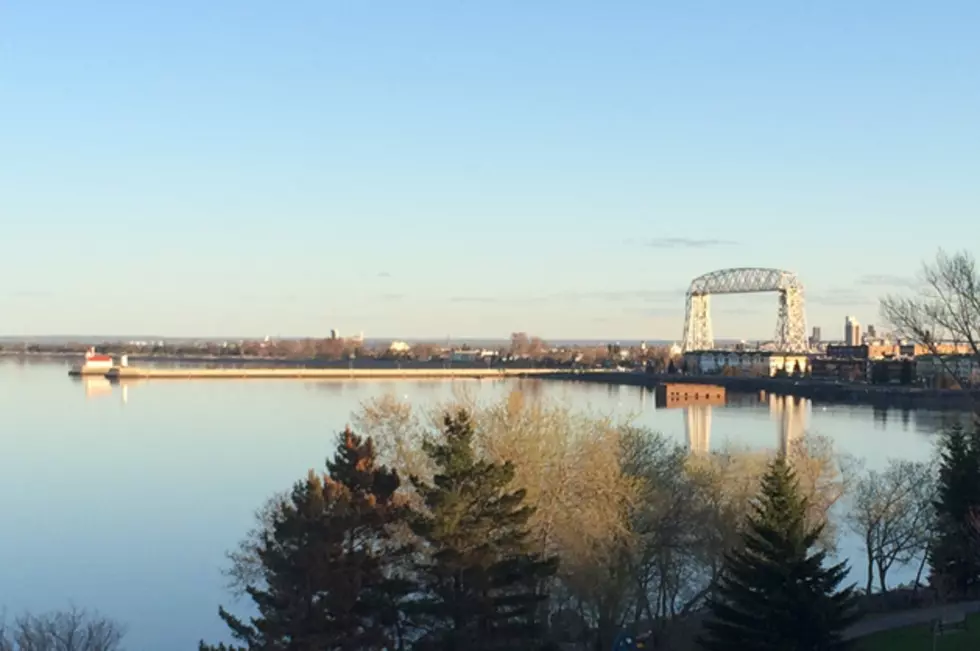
[844,316,861,346]
[867,324,877,340]
[812,326,822,343]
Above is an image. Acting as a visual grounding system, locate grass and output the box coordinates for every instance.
[856,614,980,651]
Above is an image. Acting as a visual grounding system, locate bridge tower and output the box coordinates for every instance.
[681,267,808,352]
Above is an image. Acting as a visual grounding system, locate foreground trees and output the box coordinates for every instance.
[209,409,555,651]
[701,456,860,651]
[215,392,884,649]
[408,410,558,650]
[929,425,980,600]
[201,428,408,651]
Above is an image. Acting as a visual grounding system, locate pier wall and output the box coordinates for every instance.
[104,367,563,380]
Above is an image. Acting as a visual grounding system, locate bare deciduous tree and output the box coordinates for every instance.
[881,249,980,387]
[223,489,288,596]
[353,393,431,484]
[687,435,852,554]
[0,608,125,651]
[622,429,715,623]
[846,459,936,594]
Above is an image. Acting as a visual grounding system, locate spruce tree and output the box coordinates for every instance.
[929,424,980,600]
[408,409,558,651]
[701,455,859,651]
[200,427,408,651]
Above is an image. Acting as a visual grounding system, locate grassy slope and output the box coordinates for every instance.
[856,614,980,651]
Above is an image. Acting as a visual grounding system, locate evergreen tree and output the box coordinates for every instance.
[408,409,558,651]
[929,425,980,600]
[700,456,860,651]
[200,427,409,651]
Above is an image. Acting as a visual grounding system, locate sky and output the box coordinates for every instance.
[2,1,978,341]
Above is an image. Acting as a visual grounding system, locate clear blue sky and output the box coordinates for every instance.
[2,1,977,341]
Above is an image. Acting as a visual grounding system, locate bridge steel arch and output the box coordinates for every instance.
[681,267,808,353]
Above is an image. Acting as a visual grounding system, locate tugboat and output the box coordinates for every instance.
[68,348,115,376]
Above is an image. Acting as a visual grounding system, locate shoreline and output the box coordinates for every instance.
[545,371,980,411]
[92,366,564,380]
[11,351,975,410]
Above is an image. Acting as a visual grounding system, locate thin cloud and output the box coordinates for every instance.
[856,274,916,288]
[377,271,392,278]
[554,289,686,303]
[449,296,501,304]
[379,293,405,301]
[622,306,679,317]
[448,289,686,305]
[715,306,766,316]
[809,289,873,307]
[642,237,738,249]
[6,290,52,298]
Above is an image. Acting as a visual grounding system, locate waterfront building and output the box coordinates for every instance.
[388,340,411,354]
[68,348,115,377]
[682,350,809,377]
[825,342,974,360]
[916,354,980,388]
[809,357,868,382]
[450,349,496,363]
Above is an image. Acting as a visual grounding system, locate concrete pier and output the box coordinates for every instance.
[104,366,561,380]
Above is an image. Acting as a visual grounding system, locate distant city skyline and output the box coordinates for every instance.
[2,2,976,338]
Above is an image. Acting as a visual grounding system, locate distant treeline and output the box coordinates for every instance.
[0,332,679,368]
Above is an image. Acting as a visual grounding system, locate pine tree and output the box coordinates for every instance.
[408,409,558,651]
[700,455,860,651]
[929,424,980,600]
[200,427,409,651]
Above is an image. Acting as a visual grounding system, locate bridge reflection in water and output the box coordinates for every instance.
[654,385,809,455]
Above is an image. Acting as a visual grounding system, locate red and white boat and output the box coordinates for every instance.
[68,348,115,376]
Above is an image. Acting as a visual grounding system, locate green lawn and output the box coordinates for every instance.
[856,614,980,651]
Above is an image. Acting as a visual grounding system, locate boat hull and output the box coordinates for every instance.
[68,364,113,377]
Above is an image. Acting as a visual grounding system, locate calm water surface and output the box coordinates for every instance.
[0,361,969,650]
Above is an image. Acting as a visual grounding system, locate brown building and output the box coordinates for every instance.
[899,342,976,356]
[916,354,980,388]
[825,343,909,360]
[825,342,972,360]
[810,357,868,382]
[655,383,726,408]
[869,358,915,385]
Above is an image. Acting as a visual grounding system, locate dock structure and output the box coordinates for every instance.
[102,366,562,380]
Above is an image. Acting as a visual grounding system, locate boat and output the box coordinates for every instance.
[68,348,115,376]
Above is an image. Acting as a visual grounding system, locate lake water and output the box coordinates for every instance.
[0,360,970,650]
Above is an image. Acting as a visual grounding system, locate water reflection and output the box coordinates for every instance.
[685,404,712,454]
[662,388,808,455]
[82,376,112,399]
[769,394,807,455]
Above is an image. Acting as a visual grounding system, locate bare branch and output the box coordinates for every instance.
[881,249,980,391]
[3,608,124,651]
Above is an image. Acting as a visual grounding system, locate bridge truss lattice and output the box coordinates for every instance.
[681,267,808,353]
